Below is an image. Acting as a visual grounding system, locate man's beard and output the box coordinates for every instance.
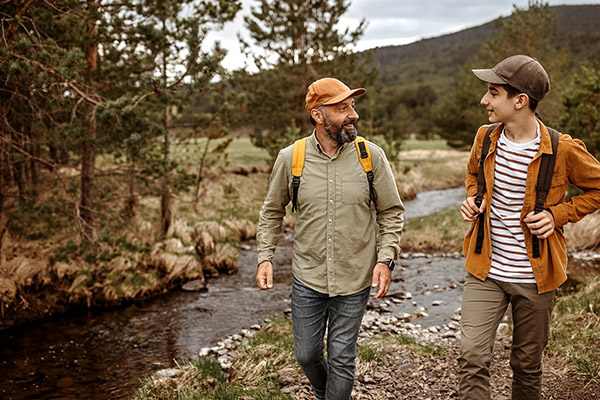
[323,115,358,145]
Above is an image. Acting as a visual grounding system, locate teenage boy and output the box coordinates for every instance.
[459,54,600,399]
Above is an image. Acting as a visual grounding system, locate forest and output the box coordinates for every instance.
[1,0,600,327]
[1,1,600,399]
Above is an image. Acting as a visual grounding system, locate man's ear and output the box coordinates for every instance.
[311,108,323,124]
[514,93,530,110]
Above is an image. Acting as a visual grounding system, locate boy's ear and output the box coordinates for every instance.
[515,93,530,110]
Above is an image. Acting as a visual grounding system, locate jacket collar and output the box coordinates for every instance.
[489,119,553,156]
[537,118,555,155]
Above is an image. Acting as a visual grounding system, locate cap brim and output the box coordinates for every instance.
[322,88,366,106]
[472,69,507,85]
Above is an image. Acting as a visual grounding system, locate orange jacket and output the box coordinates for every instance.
[463,121,600,293]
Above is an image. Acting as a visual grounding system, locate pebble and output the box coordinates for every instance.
[186,302,465,372]
[156,368,180,378]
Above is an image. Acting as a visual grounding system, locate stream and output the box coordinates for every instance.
[1,186,593,400]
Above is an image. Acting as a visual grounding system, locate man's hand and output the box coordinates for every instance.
[524,210,555,239]
[371,263,392,299]
[256,261,273,290]
[461,196,485,222]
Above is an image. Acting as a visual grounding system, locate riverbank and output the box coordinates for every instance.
[131,243,600,399]
[140,273,600,399]
[0,143,469,331]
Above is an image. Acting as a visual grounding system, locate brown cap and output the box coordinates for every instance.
[305,78,366,113]
[472,55,550,101]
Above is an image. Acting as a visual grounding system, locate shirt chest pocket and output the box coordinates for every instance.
[341,176,369,205]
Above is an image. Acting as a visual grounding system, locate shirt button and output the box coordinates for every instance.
[328,218,332,222]
[329,199,333,203]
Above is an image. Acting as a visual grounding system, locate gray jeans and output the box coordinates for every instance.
[458,273,556,400]
[291,278,370,400]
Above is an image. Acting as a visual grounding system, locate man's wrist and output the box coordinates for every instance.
[377,260,395,271]
[257,260,272,268]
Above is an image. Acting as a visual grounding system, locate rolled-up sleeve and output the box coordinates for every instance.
[548,138,600,227]
[372,146,405,262]
[257,150,291,265]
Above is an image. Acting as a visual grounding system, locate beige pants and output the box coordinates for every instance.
[458,273,556,400]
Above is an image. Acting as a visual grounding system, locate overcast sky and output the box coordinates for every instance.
[205,1,600,71]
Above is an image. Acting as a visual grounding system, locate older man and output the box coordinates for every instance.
[256,77,404,399]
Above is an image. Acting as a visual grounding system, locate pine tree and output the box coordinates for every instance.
[1,0,241,241]
[436,1,569,149]
[560,64,600,157]
[235,0,376,160]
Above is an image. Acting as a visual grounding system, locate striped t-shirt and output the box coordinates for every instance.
[488,125,541,283]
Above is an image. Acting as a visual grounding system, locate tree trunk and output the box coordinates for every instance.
[160,105,172,236]
[123,162,137,218]
[0,138,6,216]
[80,0,99,243]
[30,138,39,186]
[80,121,96,241]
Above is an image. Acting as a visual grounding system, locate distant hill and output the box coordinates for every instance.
[369,4,600,90]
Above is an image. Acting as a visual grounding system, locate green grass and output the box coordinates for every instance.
[134,356,292,400]
[403,207,469,253]
[400,138,452,151]
[547,276,600,380]
[172,137,270,167]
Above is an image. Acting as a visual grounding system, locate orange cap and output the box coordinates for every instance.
[305,78,366,113]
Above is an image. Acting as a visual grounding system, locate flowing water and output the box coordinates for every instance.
[1,186,596,400]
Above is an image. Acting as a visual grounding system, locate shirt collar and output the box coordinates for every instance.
[311,130,349,159]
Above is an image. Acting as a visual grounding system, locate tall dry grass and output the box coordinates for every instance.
[565,210,600,251]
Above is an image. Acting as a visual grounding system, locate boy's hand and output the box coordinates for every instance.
[461,196,485,222]
[524,210,555,239]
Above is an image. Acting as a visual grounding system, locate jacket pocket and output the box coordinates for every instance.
[545,175,568,206]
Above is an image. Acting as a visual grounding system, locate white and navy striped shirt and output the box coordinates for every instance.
[488,124,541,283]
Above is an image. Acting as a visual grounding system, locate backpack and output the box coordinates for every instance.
[291,136,377,212]
[474,123,560,258]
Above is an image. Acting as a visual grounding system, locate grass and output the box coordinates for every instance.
[400,137,451,151]
[402,207,469,253]
[547,276,600,379]
[172,136,271,168]
[134,317,448,400]
[132,278,600,400]
[395,148,468,200]
[135,356,293,400]
[358,333,446,359]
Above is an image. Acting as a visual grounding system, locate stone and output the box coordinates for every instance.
[181,279,207,292]
[156,368,180,378]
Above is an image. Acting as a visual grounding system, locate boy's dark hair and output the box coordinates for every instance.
[503,84,539,111]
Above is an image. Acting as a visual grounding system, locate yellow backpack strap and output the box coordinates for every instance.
[354,136,378,211]
[354,136,373,172]
[291,137,308,212]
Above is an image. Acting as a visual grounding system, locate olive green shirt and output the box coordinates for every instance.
[257,133,404,296]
